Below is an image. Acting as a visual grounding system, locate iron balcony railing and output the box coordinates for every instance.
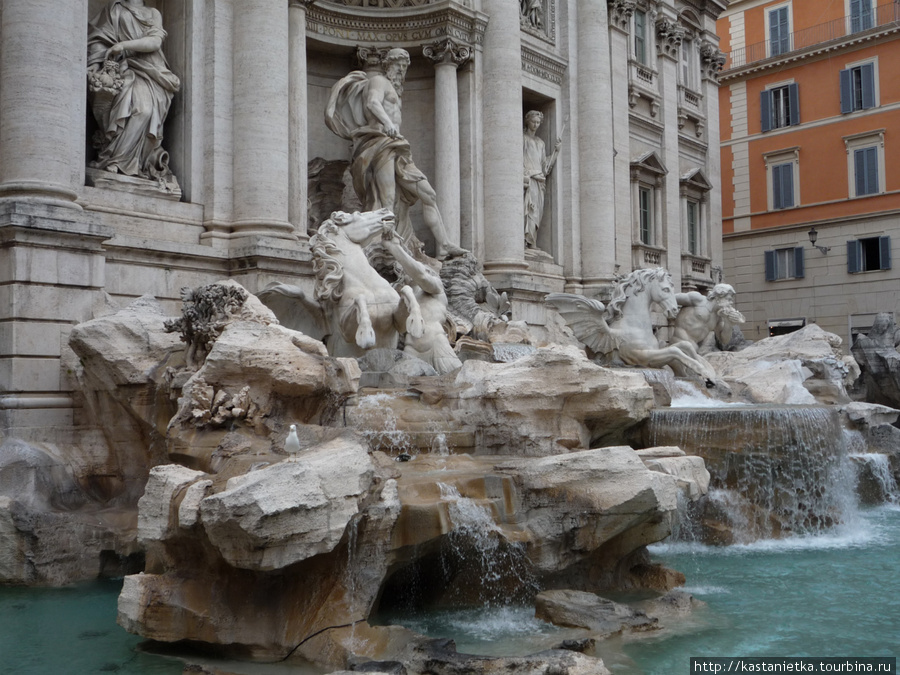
[724,1,900,70]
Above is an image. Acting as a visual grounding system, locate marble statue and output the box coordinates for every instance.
[440,252,511,342]
[673,284,746,354]
[325,48,465,260]
[87,0,181,190]
[520,0,544,30]
[546,267,718,384]
[259,209,425,358]
[523,111,561,249]
[381,229,463,374]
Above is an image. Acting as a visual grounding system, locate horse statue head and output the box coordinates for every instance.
[310,209,396,304]
[606,267,678,321]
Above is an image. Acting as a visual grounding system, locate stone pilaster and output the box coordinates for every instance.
[424,38,472,249]
[289,1,315,242]
[481,0,526,277]
[577,1,616,293]
[230,0,295,239]
[656,13,683,288]
[0,0,87,209]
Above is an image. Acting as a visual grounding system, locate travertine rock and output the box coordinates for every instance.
[851,312,900,408]
[534,589,658,634]
[199,435,375,571]
[707,324,857,404]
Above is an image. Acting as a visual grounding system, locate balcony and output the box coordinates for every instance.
[724,2,900,71]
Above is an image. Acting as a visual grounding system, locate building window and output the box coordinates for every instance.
[639,186,653,244]
[634,10,648,65]
[850,0,874,33]
[848,236,891,273]
[761,83,799,131]
[765,247,805,281]
[765,148,800,211]
[854,146,879,196]
[768,5,791,57]
[772,163,794,209]
[840,62,876,113]
[680,38,697,90]
[686,200,699,255]
[844,130,885,198]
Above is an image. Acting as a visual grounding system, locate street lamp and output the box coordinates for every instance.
[808,227,830,254]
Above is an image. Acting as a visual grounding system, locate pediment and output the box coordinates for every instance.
[631,151,668,176]
[680,167,713,192]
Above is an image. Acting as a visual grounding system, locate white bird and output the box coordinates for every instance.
[284,424,301,454]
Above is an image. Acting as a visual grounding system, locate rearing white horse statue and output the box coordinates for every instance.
[546,267,718,384]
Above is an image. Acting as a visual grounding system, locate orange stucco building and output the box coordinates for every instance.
[717,0,900,344]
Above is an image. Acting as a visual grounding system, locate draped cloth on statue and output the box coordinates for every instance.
[325,71,428,241]
[523,133,548,249]
[87,0,181,180]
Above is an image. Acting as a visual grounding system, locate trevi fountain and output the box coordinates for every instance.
[0,1,898,674]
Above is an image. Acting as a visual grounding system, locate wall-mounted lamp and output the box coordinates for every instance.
[808,227,830,254]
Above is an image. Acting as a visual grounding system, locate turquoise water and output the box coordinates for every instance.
[0,579,182,674]
[3,507,899,674]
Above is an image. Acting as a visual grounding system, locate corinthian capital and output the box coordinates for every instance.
[655,17,685,59]
[700,41,728,80]
[423,38,472,68]
[607,0,637,31]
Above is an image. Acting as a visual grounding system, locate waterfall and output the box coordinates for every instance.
[354,392,417,459]
[647,405,858,543]
[437,483,536,607]
[849,451,900,505]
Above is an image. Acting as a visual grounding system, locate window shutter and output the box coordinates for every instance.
[855,149,867,196]
[861,63,876,109]
[879,236,891,270]
[867,146,878,193]
[781,165,794,208]
[788,83,800,125]
[772,165,783,209]
[765,250,777,281]
[793,246,805,279]
[851,0,862,32]
[847,240,862,273]
[761,89,772,132]
[840,69,852,113]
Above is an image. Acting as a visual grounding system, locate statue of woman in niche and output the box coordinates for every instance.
[87,0,181,191]
[523,110,560,249]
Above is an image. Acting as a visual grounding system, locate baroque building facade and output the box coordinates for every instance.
[718,0,900,344]
[0,0,724,440]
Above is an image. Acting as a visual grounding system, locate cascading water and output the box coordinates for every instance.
[436,483,537,608]
[646,405,858,543]
[353,392,418,459]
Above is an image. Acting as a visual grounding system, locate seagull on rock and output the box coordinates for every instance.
[285,424,301,454]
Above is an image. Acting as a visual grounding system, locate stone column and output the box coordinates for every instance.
[424,38,471,249]
[289,0,314,242]
[0,0,86,209]
[576,2,616,294]
[608,0,636,272]
[481,0,526,275]
[231,0,295,239]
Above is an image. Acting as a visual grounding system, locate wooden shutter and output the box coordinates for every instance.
[847,240,862,273]
[765,250,777,281]
[761,89,772,131]
[879,236,891,270]
[793,247,805,279]
[788,83,800,126]
[861,63,876,109]
[840,68,852,113]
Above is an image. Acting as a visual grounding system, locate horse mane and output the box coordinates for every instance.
[606,267,670,320]
[310,215,347,304]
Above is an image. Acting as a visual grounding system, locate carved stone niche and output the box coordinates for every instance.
[655,17,685,59]
[607,0,637,31]
[307,0,487,50]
